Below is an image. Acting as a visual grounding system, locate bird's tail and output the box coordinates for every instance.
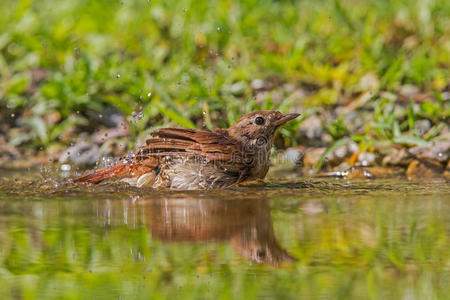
[74,163,150,184]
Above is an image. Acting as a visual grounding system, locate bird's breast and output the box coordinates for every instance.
[156,160,241,190]
[247,151,271,179]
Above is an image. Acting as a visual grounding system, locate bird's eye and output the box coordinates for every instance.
[255,116,264,125]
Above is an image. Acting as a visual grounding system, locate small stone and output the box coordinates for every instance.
[347,141,359,154]
[406,159,444,180]
[357,152,376,166]
[298,115,322,140]
[327,166,404,179]
[303,147,326,169]
[443,160,450,180]
[255,91,270,103]
[229,81,247,96]
[321,133,333,143]
[283,83,295,93]
[345,167,374,179]
[359,73,379,91]
[383,141,450,166]
[287,89,307,102]
[251,79,265,91]
[399,84,420,98]
[334,145,347,159]
[414,119,431,137]
[283,147,305,165]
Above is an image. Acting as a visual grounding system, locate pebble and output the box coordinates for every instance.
[357,152,376,166]
[414,119,431,136]
[303,147,326,169]
[283,147,305,165]
[251,79,265,91]
[229,81,247,96]
[406,159,444,180]
[298,115,322,140]
[383,141,450,166]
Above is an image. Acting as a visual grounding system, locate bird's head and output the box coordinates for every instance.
[227,110,300,151]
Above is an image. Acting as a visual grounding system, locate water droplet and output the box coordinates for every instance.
[132,111,144,121]
[202,111,206,115]
[116,73,121,78]
[130,195,139,204]
[61,164,71,171]
[217,27,222,31]
[147,92,152,97]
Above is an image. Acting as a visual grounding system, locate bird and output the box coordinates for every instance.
[74,110,300,190]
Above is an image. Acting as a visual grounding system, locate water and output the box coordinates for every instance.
[0,168,449,299]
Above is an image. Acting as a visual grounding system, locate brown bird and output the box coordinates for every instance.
[74,110,299,190]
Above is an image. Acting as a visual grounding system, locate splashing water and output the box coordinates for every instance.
[131,111,144,122]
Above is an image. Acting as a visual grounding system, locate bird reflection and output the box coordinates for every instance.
[137,194,295,265]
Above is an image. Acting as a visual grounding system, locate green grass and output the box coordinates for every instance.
[0,0,449,153]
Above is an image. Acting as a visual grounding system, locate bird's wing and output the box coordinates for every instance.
[74,128,248,185]
[138,128,247,168]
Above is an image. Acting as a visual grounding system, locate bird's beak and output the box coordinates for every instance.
[274,113,301,126]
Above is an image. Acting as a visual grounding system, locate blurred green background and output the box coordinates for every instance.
[0,0,449,157]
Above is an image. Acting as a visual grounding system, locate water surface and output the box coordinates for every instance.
[0,168,449,299]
